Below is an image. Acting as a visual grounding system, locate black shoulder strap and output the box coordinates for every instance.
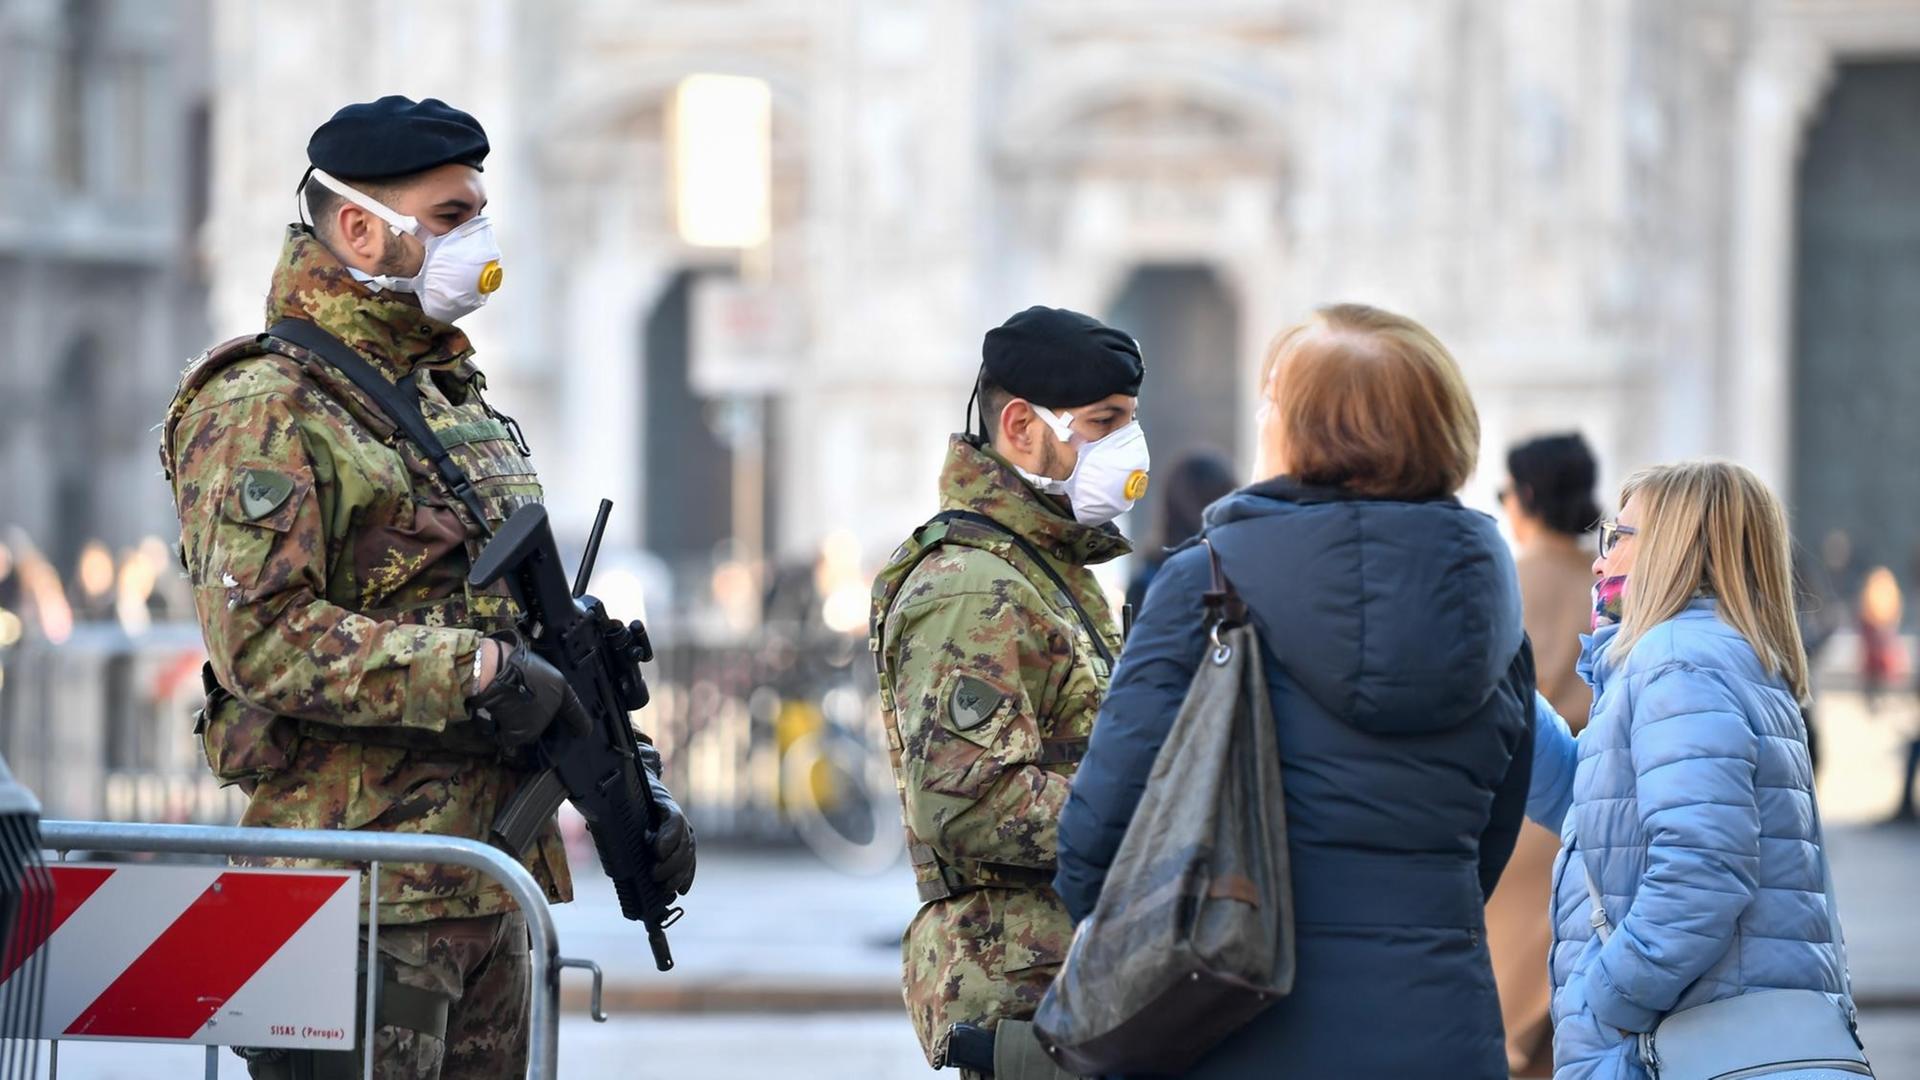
[933,509,1115,670]
[1200,537,1249,629]
[267,317,494,537]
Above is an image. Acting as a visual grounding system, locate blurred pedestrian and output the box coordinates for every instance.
[1499,433,1603,729]
[1800,535,1848,665]
[0,542,16,617]
[1824,529,1860,609]
[1528,461,1858,1079]
[1856,565,1903,716]
[1123,450,1236,614]
[1487,432,1602,1077]
[1057,303,1533,1077]
[1794,540,1847,773]
[1888,546,1920,824]
[870,306,1148,1079]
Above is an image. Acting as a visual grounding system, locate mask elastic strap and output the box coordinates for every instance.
[965,380,983,441]
[295,166,316,228]
[307,168,421,236]
[1028,404,1076,443]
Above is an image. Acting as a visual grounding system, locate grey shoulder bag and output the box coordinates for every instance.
[1032,539,1294,1076]
[1581,785,1872,1079]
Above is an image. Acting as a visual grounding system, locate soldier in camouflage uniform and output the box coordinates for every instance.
[872,307,1152,1078]
[161,97,693,1079]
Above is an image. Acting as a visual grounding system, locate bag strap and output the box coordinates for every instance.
[1579,767,1857,1021]
[1807,772,1859,1022]
[1199,537,1248,629]
[266,317,494,538]
[931,509,1114,671]
[1579,848,1614,943]
[1196,537,1251,664]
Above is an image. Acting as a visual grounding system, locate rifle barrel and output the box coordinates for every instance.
[572,498,614,598]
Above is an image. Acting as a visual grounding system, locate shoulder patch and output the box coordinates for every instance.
[949,675,1006,731]
[238,468,297,521]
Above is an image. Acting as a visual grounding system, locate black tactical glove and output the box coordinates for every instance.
[639,742,696,896]
[467,634,592,752]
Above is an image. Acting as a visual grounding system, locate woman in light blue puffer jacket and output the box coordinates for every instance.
[1527,461,1857,1079]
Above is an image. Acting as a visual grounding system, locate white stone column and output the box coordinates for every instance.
[796,0,989,560]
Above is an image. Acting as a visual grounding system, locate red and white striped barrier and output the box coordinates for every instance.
[0,862,358,1048]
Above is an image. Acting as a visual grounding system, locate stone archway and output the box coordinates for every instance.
[1105,264,1241,549]
[993,49,1295,479]
[536,57,810,550]
[1789,61,1920,581]
[642,269,735,568]
[1727,4,1920,496]
[50,334,104,574]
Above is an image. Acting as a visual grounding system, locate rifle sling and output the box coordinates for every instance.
[266,318,494,538]
[932,509,1115,670]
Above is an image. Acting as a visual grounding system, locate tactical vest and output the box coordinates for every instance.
[160,332,539,784]
[870,512,1113,903]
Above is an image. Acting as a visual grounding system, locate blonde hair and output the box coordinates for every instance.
[1612,460,1810,702]
[1259,303,1479,498]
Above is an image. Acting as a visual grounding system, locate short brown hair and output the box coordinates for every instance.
[1260,303,1479,498]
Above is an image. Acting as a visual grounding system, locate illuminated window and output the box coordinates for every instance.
[671,74,772,249]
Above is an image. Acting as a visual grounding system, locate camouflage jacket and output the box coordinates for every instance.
[870,435,1129,1065]
[160,226,570,923]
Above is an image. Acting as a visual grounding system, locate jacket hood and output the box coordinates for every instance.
[1201,478,1524,736]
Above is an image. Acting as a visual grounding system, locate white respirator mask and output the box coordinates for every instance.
[308,168,503,325]
[1020,404,1151,527]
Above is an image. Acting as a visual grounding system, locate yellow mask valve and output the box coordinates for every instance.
[477,260,504,295]
[1124,470,1150,502]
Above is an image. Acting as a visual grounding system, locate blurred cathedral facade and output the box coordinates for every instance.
[0,0,209,576]
[8,0,1920,592]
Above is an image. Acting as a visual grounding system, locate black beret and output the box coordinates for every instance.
[980,306,1144,408]
[307,96,488,179]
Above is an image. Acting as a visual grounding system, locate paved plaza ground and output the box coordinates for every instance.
[33,689,1920,1078]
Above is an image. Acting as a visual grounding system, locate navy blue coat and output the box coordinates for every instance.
[1055,479,1535,1079]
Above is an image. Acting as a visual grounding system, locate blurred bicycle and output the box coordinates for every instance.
[774,684,904,876]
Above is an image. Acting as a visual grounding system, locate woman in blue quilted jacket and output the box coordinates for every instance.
[1528,460,1859,1079]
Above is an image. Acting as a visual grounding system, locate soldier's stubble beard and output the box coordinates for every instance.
[376,229,423,279]
[1037,432,1076,487]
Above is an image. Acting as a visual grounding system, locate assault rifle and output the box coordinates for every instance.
[471,499,683,971]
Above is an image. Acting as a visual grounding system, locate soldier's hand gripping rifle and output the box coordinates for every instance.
[471,499,685,971]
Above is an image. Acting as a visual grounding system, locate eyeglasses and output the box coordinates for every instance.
[1598,521,1638,558]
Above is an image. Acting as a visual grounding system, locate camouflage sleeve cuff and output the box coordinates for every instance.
[400,626,486,731]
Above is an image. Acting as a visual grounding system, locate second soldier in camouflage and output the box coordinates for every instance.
[871,307,1151,1078]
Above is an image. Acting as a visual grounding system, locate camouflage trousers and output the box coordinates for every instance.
[902,888,1069,1069]
[243,910,529,1080]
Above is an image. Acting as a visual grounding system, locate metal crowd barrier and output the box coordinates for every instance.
[35,821,603,1080]
[0,755,51,1080]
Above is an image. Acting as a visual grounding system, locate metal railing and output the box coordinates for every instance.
[37,820,601,1080]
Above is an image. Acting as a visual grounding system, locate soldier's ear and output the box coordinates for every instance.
[336,203,389,263]
[999,399,1036,453]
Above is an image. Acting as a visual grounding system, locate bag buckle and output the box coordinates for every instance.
[1209,620,1234,665]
